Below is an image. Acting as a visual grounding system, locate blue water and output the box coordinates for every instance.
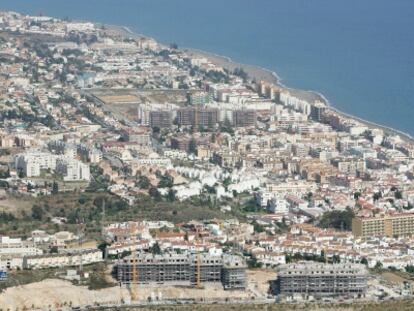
[2,0,414,135]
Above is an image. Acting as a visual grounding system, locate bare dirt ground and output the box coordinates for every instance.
[0,269,277,310]
[0,194,33,215]
[98,94,140,104]
[381,271,410,284]
[0,278,247,309]
[0,279,122,309]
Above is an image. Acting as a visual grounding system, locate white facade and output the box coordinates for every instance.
[267,197,289,214]
[56,159,90,181]
[23,249,103,269]
[15,152,58,177]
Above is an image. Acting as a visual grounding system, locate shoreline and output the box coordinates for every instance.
[185,48,326,104]
[110,23,414,144]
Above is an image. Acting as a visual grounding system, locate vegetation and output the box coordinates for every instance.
[318,208,354,231]
[86,263,117,290]
[157,172,174,188]
[0,267,61,291]
[251,220,266,233]
[246,256,262,269]
[233,67,249,82]
[0,190,239,239]
[285,251,326,264]
[149,242,162,255]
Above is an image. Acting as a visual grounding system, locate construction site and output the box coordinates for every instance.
[272,262,368,299]
[116,252,247,290]
[86,89,188,124]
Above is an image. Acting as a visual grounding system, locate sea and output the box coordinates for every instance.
[1,0,414,135]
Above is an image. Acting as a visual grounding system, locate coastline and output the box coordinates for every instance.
[184,48,326,104]
[109,23,414,144]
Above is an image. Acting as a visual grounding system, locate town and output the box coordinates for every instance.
[1,11,414,310]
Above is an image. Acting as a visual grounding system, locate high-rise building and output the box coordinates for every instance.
[232,110,256,127]
[177,107,218,127]
[150,110,173,129]
[310,102,326,122]
[352,213,414,238]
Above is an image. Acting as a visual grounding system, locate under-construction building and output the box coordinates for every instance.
[221,255,247,290]
[189,253,222,285]
[137,103,177,126]
[177,107,218,127]
[116,252,246,290]
[272,262,368,298]
[232,109,257,127]
[150,110,173,129]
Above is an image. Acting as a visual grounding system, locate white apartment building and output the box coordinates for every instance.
[56,159,90,181]
[23,249,103,269]
[15,152,58,177]
[0,236,43,270]
[89,149,103,163]
[267,197,289,214]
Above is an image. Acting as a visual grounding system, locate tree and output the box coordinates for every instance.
[320,250,326,262]
[252,220,265,233]
[374,261,383,270]
[149,187,161,200]
[373,192,382,202]
[50,246,59,253]
[405,265,414,274]
[158,174,173,188]
[98,242,110,259]
[78,196,87,204]
[138,176,150,189]
[220,117,234,135]
[188,138,197,154]
[233,67,249,82]
[247,256,262,269]
[353,191,361,200]
[394,190,403,200]
[17,169,26,178]
[210,133,216,143]
[31,205,45,220]
[167,189,176,202]
[27,183,34,192]
[0,168,10,179]
[52,181,59,194]
[332,254,340,263]
[360,257,368,265]
[318,208,354,231]
[149,242,162,254]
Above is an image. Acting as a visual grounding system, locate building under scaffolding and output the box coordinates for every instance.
[221,255,247,290]
[116,252,246,290]
[272,262,368,298]
[189,253,222,285]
